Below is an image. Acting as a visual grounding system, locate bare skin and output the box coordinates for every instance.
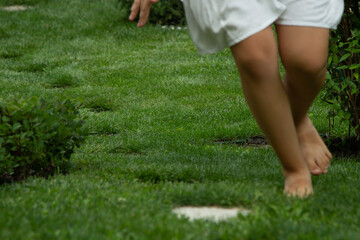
[128,0,159,27]
[129,1,332,197]
[296,117,332,175]
[230,27,312,198]
[276,25,332,176]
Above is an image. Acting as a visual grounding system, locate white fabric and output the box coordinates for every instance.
[183,0,344,54]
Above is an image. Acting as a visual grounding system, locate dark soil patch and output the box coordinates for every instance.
[88,106,112,113]
[215,135,268,147]
[89,132,117,135]
[324,136,360,158]
[215,135,360,158]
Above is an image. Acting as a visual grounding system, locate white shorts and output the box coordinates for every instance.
[183,0,344,54]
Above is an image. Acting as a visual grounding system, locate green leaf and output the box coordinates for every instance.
[334,85,341,92]
[332,55,339,65]
[327,55,333,65]
[337,65,349,70]
[349,64,360,70]
[339,53,351,62]
[12,123,22,132]
[348,48,360,53]
[1,116,10,122]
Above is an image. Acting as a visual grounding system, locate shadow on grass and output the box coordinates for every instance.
[108,145,146,156]
[15,61,49,72]
[45,73,80,89]
[133,169,201,184]
[81,97,116,113]
[0,50,23,59]
[167,182,255,207]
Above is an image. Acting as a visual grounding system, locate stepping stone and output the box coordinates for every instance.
[1,5,31,11]
[172,206,251,222]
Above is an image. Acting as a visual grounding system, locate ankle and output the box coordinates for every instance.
[295,117,316,137]
[282,167,311,179]
[294,115,310,128]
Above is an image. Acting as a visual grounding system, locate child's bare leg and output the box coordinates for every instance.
[230,27,312,197]
[276,26,332,175]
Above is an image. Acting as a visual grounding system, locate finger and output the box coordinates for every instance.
[129,0,140,21]
[137,0,152,27]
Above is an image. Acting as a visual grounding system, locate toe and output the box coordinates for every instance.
[308,158,322,176]
[316,155,329,174]
[322,143,333,160]
[325,150,333,161]
[311,168,322,176]
[284,187,313,198]
[323,155,331,170]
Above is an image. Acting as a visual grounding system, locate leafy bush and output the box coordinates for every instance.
[0,97,88,184]
[119,0,186,25]
[325,0,360,138]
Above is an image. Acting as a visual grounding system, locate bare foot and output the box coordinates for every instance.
[283,170,313,198]
[296,117,332,176]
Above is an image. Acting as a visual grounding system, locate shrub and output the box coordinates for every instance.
[325,0,360,139]
[119,0,186,26]
[0,96,88,184]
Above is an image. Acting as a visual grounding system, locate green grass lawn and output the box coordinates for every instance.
[0,0,359,239]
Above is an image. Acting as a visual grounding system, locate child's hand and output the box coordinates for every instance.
[129,0,159,28]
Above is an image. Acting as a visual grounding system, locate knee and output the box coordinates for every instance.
[282,54,327,80]
[233,46,278,80]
